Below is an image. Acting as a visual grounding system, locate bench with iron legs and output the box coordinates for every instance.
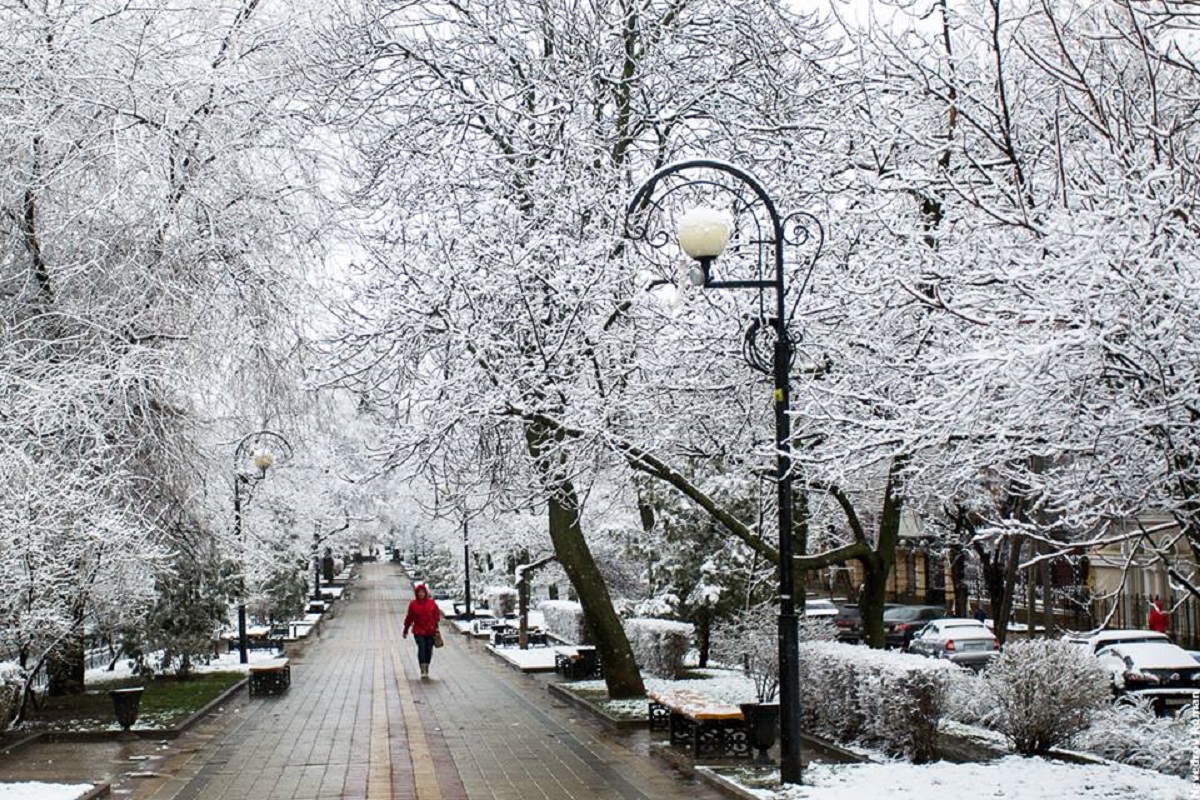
[248,658,291,697]
[553,646,602,679]
[648,689,750,760]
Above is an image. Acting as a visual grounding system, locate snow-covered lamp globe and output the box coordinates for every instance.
[677,207,731,280]
[251,447,275,472]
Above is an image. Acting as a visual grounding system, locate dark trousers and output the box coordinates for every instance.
[414,634,435,665]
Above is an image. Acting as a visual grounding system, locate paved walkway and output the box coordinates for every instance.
[19,562,724,800]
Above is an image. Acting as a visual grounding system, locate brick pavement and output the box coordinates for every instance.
[93,562,728,800]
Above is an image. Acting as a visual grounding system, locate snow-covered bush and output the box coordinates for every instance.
[625,618,694,678]
[980,639,1110,755]
[539,600,591,643]
[1072,696,1194,778]
[0,663,24,732]
[712,605,835,703]
[798,641,959,762]
[944,668,994,726]
[486,586,518,617]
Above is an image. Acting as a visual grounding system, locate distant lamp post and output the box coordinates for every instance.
[461,511,473,620]
[626,159,823,786]
[233,430,293,664]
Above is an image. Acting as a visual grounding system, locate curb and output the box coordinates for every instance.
[545,681,647,730]
[694,766,762,800]
[78,783,111,800]
[3,675,251,753]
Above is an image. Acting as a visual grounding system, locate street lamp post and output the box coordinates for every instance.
[462,512,473,620]
[626,159,822,785]
[311,531,322,602]
[233,430,293,665]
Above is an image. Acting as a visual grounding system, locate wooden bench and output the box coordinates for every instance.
[553,646,602,679]
[248,658,291,697]
[647,689,750,760]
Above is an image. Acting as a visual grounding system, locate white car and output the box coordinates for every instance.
[907,618,1000,668]
[1095,641,1200,712]
[1064,629,1172,655]
[804,598,838,619]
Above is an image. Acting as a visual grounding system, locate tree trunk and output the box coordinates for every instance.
[993,535,1025,646]
[859,552,889,648]
[526,421,644,698]
[547,489,645,698]
[696,605,711,668]
[46,632,85,697]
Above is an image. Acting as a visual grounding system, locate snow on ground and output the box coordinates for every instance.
[0,782,95,800]
[84,649,287,683]
[755,756,1195,800]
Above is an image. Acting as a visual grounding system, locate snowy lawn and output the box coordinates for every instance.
[713,756,1196,800]
[0,782,95,800]
[7,652,274,735]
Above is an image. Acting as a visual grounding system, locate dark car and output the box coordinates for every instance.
[835,603,902,644]
[884,605,947,649]
[834,605,862,643]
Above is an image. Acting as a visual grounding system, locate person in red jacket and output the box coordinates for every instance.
[1148,596,1170,634]
[403,582,442,678]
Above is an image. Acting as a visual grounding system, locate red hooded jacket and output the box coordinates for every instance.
[403,583,442,637]
[1148,600,1169,633]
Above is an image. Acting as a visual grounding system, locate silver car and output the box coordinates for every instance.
[907,618,1000,668]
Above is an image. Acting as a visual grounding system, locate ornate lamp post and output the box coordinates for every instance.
[626,159,822,785]
[461,510,473,620]
[233,430,293,664]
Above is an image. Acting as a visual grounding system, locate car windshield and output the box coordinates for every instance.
[884,607,926,622]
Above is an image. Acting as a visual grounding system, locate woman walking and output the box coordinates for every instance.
[403,582,442,678]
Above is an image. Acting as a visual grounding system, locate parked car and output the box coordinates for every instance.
[834,603,901,644]
[884,604,947,649]
[804,598,839,620]
[907,618,1000,668]
[1095,641,1200,713]
[834,605,862,643]
[1064,629,1172,655]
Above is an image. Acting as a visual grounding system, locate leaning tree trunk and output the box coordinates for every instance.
[46,626,85,697]
[526,422,645,699]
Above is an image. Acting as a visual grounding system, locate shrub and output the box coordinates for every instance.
[625,618,694,678]
[0,663,23,732]
[1072,696,1195,778]
[798,641,958,762]
[539,600,591,643]
[486,586,518,617]
[712,605,835,703]
[981,638,1110,755]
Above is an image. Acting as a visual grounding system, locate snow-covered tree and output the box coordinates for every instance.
[316,0,829,697]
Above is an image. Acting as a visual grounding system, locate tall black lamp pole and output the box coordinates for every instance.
[626,159,822,785]
[232,430,293,664]
[462,512,473,620]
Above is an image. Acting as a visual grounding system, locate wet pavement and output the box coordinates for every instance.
[0,562,729,799]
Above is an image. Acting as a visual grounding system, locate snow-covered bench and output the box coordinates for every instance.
[553,645,602,679]
[248,658,291,697]
[647,688,750,760]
